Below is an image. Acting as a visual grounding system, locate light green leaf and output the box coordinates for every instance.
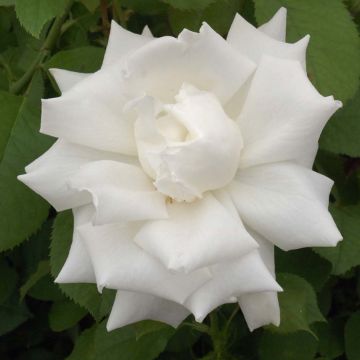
[254,0,360,102]
[345,311,360,360]
[15,0,68,38]
[49,300,87,332]
[45,46,105,73]
[20,260,50,300]
[314,205,360,275]
[168,0,240,35]
[162,0,215,11]
[268,273,325,336]
[259,331,318,360]
[50,211,114,321]
[320,89,360,157]
[94,320,174,360]
[66,325,96,360]
[0,73,52,252]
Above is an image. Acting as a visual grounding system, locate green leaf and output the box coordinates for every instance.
[50,211,113,321]
[28,273,65,302]
[94,320,174,360]
[345,311,360,360]
[314,319,345,359]
[275,248,332,290]
[168,0,240,36]
[0,0,15,6]
[254,0,360,102]
[20,260,50,300]
[314,205,360,275]
[49,300,87,332]
[259,330,318,360]
[268,273,325,336]
[118,0,167,15]
[66,325,96,360]
[0,257,18,304]
[15,0,68,38]
[0,294,31,336]
[45,46,105,73]
[162,0,216,11]
[320,89,360,157]
[77,0,99,12]
[0,73,52,252]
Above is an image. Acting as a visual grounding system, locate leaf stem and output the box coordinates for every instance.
[9,0,74,95]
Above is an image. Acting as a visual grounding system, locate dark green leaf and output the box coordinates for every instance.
[254,0,360,102]
[259,330,318,360]
[20,260,50,300]
[320,89,360,157]
[345,311,360,360]
[94,320,174,360]
[268,273,325,336]
[0,73,52,252]
[0,257,18,304]
[66,325,97,360]
[314,205,360,275]
[162,0,215,11]
[48,300,87,332]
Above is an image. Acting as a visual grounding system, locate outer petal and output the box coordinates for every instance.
[55,205,96,283]
[78,222,211,303]
[68,160,168,225]
[237,56,342,169]
[102,20,153,68]
[134,193,258,273]
[49,69,89,93]
[185,250,282,322]
[126,22,255,104]
[40,67,137,154]
[18,140,134,211]
[238,230,280,331]
[107,291,189,330]
[229,162,342,250]
[227,13,309,68]
[258,7,287,41]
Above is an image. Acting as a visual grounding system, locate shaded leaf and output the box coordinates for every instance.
[66,325,96,360]
[314,205,360,275]
[345,311,360,360]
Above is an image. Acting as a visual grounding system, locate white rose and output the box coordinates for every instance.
[19,7,342,331]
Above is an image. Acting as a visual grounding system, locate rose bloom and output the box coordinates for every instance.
[19,7,342,331]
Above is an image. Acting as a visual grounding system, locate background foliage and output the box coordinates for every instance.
[0,0,360,359]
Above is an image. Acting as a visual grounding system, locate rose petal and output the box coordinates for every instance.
[258,7,287,42]
[40,65,138,154]
[55,205,96,283]
[126,22,255,104]
[142,25,153,38]
[18,140,134,211]
[102,20,153,67]
[238,230,280,331]
[184,250,282,322]
[229,162,342,250]
[237,56,342,168]
[49,69,89,93]
[78,222,211,303]
[227,13,309,68]
[68,160,168,224]
[107,290,189,330]
[134,193,258,273]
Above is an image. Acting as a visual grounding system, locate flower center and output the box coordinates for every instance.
[132,84,243,202]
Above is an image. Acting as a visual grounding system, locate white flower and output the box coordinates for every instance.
[19,7,342,331]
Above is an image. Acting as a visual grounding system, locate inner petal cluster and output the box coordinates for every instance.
[133,84,243,202]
